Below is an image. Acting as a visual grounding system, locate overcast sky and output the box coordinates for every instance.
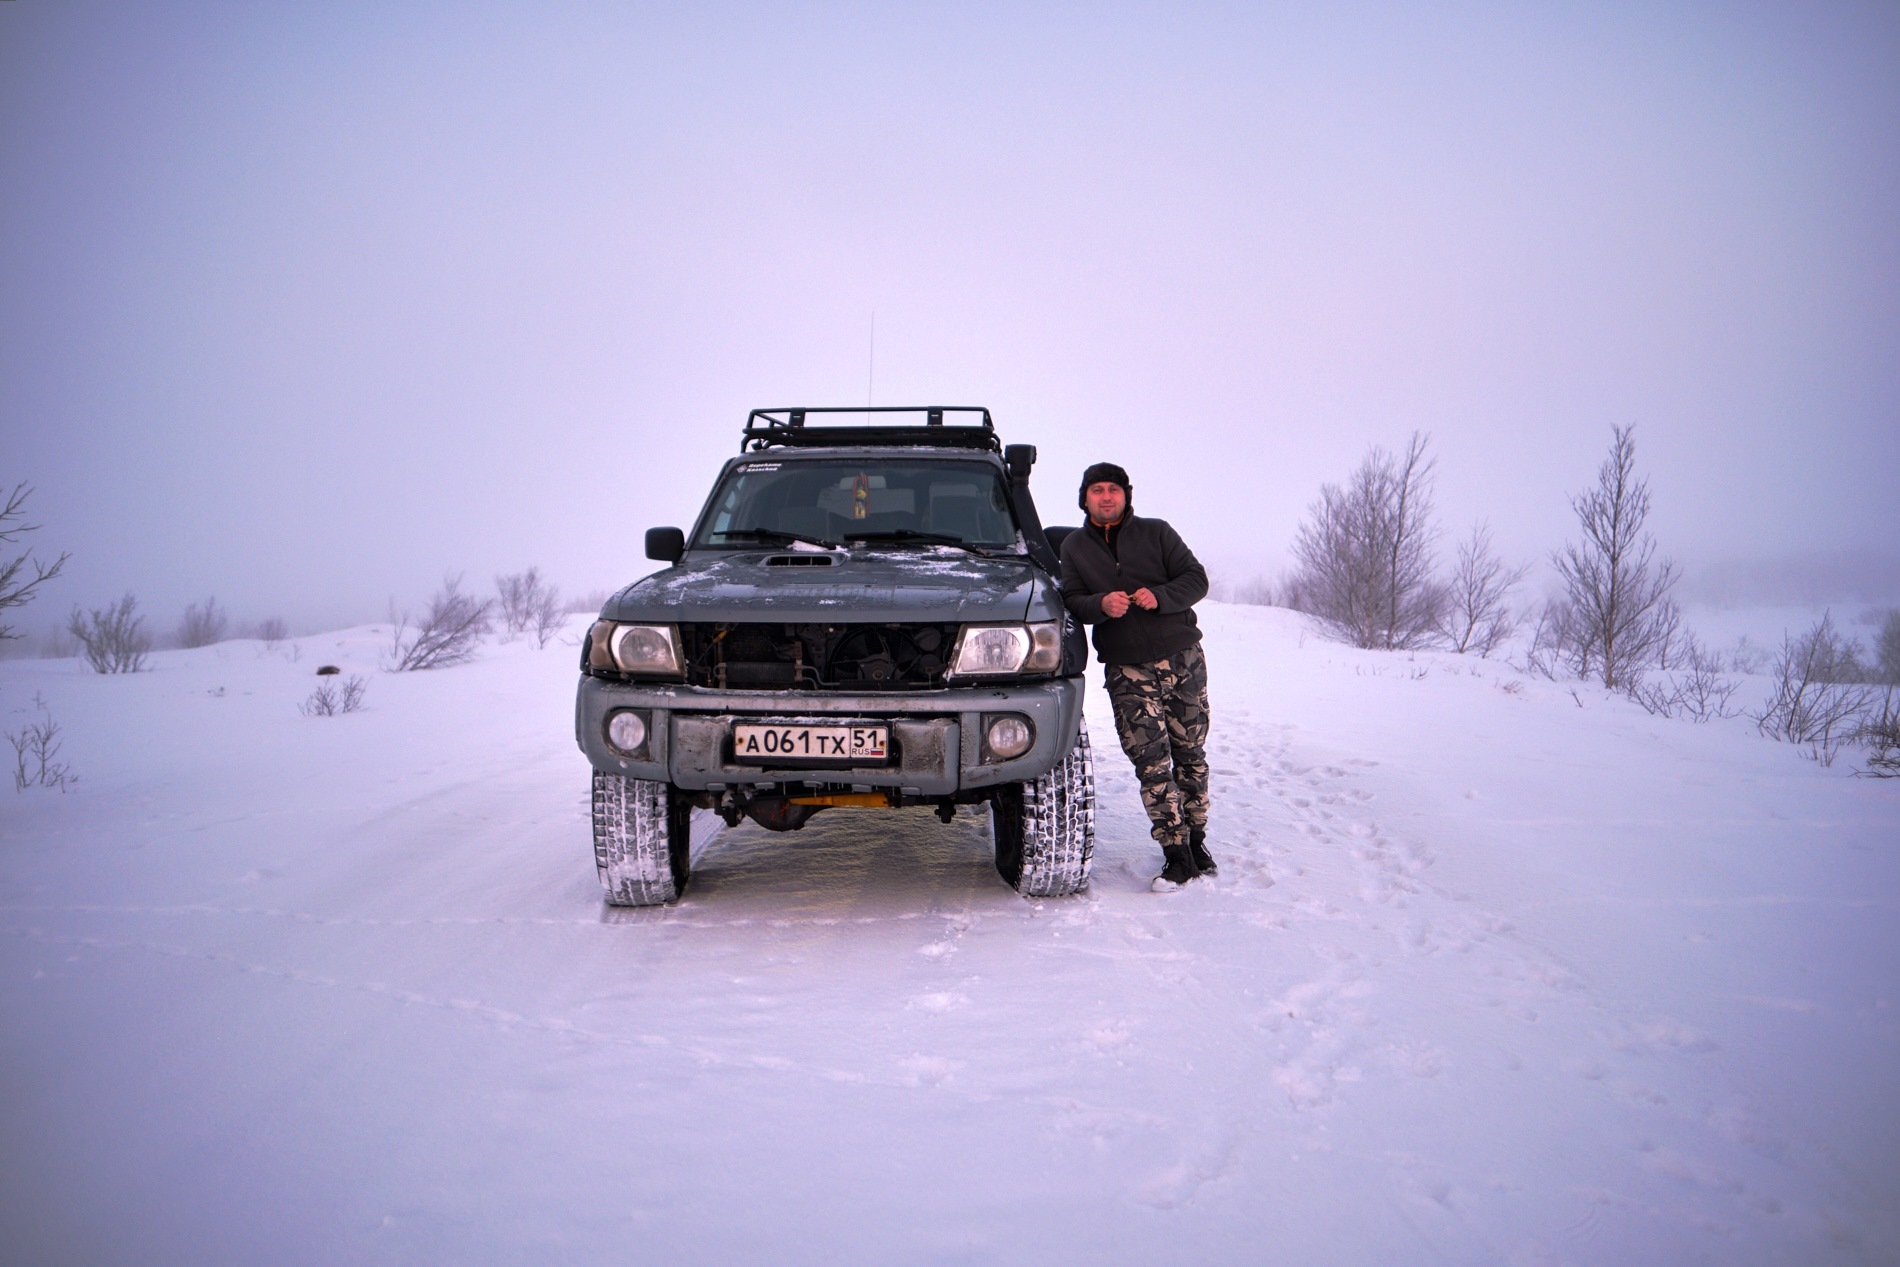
[3,2,1896,636]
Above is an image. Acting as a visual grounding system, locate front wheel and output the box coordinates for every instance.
[592,772,691,905]
[992,721,1096,897]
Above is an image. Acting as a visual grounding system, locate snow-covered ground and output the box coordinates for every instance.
[3,604,1896,1265]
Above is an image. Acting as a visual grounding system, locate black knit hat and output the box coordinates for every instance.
[1078,461,1132,511]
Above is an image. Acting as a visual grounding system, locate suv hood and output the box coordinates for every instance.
[606,548,1057,625]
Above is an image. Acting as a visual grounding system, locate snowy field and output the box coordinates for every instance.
[3,603,1896,1265]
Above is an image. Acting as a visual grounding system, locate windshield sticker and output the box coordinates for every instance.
[741,462,781,472]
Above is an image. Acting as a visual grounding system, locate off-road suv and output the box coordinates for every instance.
[575,406,1095,905]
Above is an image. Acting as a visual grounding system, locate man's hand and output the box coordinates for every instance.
[1100,590,1131,618]
[1131,587,1158,611]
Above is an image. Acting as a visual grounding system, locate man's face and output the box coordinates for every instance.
[1085,481,1127,525]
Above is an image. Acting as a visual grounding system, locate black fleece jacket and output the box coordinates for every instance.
[1059,513,1209,665]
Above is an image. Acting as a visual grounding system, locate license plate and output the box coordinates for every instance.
[732,723,889,764]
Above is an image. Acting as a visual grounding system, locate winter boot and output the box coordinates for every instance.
[1188,825,1217,875]
[1151,843,1202,892]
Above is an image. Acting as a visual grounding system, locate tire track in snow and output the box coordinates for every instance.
[5,921,1190,1142]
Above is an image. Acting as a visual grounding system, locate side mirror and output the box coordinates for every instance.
[645,527,685,564]
[1004,444,1036,482]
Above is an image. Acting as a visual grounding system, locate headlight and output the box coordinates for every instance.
[586,621,684,677]
[985,714,1034,759]
[948,621,1064,678]
[950,624,1032,676]
[612,625,683,675]
[606,709,648,755]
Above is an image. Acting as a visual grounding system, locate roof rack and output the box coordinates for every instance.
[742,406,1000,453]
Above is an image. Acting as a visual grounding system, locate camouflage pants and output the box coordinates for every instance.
[1104,644,1210,849]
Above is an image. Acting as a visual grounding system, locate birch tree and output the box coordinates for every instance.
[1551,426,1679,689]
[1292,432,1443,650]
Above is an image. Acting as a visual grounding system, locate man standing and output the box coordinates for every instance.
[1059,462,1215,890]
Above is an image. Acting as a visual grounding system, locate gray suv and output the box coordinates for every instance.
[575,407,1096,905]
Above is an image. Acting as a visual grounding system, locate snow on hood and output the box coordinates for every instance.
[604,548,1060,624]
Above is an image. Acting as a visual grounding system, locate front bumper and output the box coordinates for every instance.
[575,675,1085,795]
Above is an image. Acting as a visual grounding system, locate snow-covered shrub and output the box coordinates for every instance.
[0,481,68,643]
[1725,636,1771,675]
[1550,426,1680,690]
[496,567,564,648]
[1859,688,1899,777]
[1753,612,1881,765]
[254,617,289,650]
[68,593,151,674]
[1630,635,1738,723]
[300,675,367,717]
[1521,600,1573,679]
[1438,523,1526,657]
[1291,432,1444,650]
[8,693,74,791]
[528,597,566,649]
[386,575,493,671]
[176,596,229,648]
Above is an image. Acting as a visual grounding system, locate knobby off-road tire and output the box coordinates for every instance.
[992,721,1096,898]
[592,771,692,905]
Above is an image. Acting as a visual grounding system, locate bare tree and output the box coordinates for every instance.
[1438,523,1527,656]
[68,593,151,673]
[496,567,564,646]
[497,568,536,635]
[1753,612,1880,765]
[386,575,494,671]
[1291,432,1444,649]
[528,595,566,649]
[1876,610,1900,685]
[176,596,229,648]
[1,482,69,641]
[1551,426,1680,689]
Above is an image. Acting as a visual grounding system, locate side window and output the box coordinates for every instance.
[708,484,740,536]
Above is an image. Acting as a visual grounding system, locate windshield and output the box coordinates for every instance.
[693,458,1020,550]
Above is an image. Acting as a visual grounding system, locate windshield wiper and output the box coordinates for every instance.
[708,528,842,550]
[844,529,992,556]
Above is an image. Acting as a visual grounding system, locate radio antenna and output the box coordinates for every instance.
[866,311,876,407]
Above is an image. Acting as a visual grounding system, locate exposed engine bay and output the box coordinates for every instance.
[678,622,962,691]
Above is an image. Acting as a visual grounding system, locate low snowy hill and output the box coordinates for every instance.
[3,604,1896,1265]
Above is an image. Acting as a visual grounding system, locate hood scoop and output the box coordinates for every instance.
[763,553,839,567]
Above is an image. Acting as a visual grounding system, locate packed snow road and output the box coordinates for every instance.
[3,605,1896,1264]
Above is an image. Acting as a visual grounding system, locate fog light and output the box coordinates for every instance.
[986,715,1033,760]
[606,710,648,755]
